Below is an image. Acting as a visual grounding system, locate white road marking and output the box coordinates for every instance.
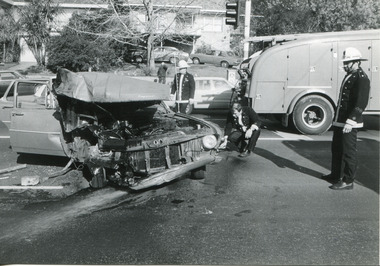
[271,131,313,140]
[0,136,10,139]
[0,185,63,190]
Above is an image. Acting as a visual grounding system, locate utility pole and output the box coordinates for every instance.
[243,0,251,59]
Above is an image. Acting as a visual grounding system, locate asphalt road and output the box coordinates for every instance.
[0,114,379,265]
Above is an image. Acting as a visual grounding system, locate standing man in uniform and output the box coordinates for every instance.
[170,60,195,114]
[221,102,261,158]
[321,47,370,190]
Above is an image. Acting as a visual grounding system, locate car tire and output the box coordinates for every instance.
[292,95,334,135]
[192,57,200,64]
[191,166,206,179]
[221,61,229,68]
[185,103,194,114]
[170,57,179,64]
[83,165,108,188]
[135,56,143,63]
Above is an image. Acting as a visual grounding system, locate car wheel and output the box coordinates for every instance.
[292,95,334,135]
[191,166,206,179]
[221,61,229,68]
[192,57,200,64]
[169,57,179,64]
[185,103,194,115]
[135,56,143,63]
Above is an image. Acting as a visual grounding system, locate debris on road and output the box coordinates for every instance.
[0,164,27,175]
[21,175,40,186]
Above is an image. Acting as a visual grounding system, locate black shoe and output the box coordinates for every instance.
[329,181,354,190]
[238,150,251,158]
[320,174,339,183]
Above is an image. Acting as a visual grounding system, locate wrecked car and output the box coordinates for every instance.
[6,68,223,190]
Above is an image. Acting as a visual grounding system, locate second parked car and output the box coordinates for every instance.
[190,50,242,68]
[131,46,189,64]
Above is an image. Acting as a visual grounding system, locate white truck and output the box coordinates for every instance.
[244,29,380,134]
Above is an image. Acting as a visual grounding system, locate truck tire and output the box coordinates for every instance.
[292,95,334,135]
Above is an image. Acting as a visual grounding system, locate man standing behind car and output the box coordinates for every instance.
[321,47,370,190]
[170,60,195,113]
[221,102,261,158]
[157,62,168,84]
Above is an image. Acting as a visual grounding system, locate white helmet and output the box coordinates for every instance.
[342,47,367,62]
[178,60,189,68]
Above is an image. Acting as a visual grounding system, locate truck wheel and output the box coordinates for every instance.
[191,166,206,179]
[292,95,333,135]
[221,61,229,68]
[192,57,200,64]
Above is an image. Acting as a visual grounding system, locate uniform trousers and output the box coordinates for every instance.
[227,129,260,152]
[175,103,188,114]
[331,127,358,183]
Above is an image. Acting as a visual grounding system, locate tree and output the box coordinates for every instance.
[17,0,61,67]
[66,0,203,74]
[251,0,380,36]
[0,7,21,63]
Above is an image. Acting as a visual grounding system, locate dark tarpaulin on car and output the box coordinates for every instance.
[55,68,170,103]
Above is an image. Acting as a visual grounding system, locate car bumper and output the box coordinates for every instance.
[129,152,217,190]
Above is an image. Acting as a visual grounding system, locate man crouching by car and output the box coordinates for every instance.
[220,102,261,158]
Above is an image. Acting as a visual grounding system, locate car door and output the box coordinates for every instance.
[9,82,66,157]
[0,72,17,97]
[211,79,234,109]
[0,81,16,127]
[193,79,214,109]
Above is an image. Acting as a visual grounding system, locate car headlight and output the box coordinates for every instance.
[201,135,218,150]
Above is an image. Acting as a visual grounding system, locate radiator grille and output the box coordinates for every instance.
[129,139,201,173]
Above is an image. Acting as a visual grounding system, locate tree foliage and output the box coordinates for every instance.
[66,0,199,73]
[17,0,61,66]
[0,7,21,62]
[251,0,380,36]
[46,13,123,73]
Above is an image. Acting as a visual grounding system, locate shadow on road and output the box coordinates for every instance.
[279,138,379,194]
[16,154,70,167]
[255,147,323,178]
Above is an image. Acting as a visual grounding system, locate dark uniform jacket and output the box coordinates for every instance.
[225,106,261,135]
[333,67,370,128]
[170,72,195,101]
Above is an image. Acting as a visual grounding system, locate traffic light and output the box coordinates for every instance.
[225,1,240,29]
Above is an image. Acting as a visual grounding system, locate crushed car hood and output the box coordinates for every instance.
[55,68,170,103]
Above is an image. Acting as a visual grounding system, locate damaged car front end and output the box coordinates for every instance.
[54,69,222,190]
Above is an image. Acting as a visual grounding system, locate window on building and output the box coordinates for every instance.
[175,13,193,30]
[202,16,223,32]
